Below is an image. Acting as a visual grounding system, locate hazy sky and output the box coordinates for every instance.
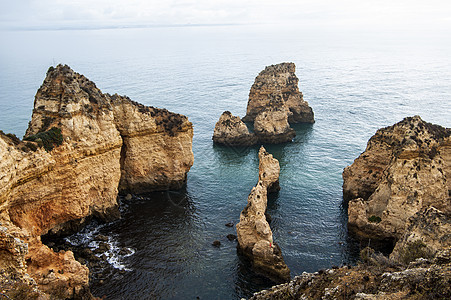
[1,0,450,31]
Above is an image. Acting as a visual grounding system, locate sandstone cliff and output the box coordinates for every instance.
[343,116,450,241]
[242,62,314,124]
[236,147,290,283]
[0,65,194,298]
[212,111,257,146]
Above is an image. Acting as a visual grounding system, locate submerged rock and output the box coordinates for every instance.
[343,116,450,241]
[236,146,290,283]
[212,111,257,146]
[243,62,314,124]
[0,64,194,298]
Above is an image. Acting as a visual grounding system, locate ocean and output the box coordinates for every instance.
[0,25,450,299]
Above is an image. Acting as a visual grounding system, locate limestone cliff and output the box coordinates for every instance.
[242,62,314,124]
[343,116,450,241]
[212,111,257,146]
[236,147,290,283]
[0,65,194,298]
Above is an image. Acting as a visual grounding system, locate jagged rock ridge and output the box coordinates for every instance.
[236,147,290,283]
[0,64,194,298]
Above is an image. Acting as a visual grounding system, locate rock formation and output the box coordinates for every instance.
[390,207,451,264]
[0,65,194,298]
[236,147,290,283]
[212,111,257,146]
[250,248,451,300]
[213,62,314,146]
[242,62,314,124]
[254,106,295,144]
[343,116,450,241]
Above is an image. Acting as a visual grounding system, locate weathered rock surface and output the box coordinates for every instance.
[212,111,257,146]
[236,147,290,283]
[243,62,314,124]
[213,62,314,146]
[344,116,450,241]
[254,106,296,144]
[250,249,451,300]
[0,64,194,298]
[390,207,451,264]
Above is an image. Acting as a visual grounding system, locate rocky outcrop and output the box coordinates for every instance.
[0,65,194,298]
[242,62,314,124]
[213,62,313,146]
[236,147,290,283]
[254,106,295,144]
[250,249,451,300]
[212,111,257,146]
[111,95,193,192]
[343,116,450,241]
[390,207,451,264]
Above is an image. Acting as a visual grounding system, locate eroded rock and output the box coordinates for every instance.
[344,116,450,241]
[243,62,314,124]
[254,106,295,144]
[236,146,290,283]
[0,64,194,298]
[212,111,257,146]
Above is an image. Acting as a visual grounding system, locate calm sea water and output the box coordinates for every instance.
[1,25,450,299]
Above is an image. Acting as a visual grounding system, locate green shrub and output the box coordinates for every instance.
[24,127,63,152]
[368,215,382,223]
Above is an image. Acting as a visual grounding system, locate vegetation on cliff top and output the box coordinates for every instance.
[24,127,63,152]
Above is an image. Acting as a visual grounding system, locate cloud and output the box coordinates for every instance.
[0,0,450,31]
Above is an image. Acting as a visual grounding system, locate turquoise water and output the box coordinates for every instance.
[1,25,450,299]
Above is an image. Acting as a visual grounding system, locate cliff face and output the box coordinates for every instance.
[111,95,193,193]
[243,62,314,124]
[0,65,194,298]
[236,147,290,283]
[343,116,450,241]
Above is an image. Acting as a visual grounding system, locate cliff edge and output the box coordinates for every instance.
[0,65,194,298]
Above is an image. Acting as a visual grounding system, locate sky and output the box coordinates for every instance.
[1,0,451,32]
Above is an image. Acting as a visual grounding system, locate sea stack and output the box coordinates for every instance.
[213,62,314,146]
[236,146,290,283]
[0,65,194,298]
[343,116,450,242]
[243,62,314,124]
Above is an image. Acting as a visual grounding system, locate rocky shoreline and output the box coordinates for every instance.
[1,65,450,299]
